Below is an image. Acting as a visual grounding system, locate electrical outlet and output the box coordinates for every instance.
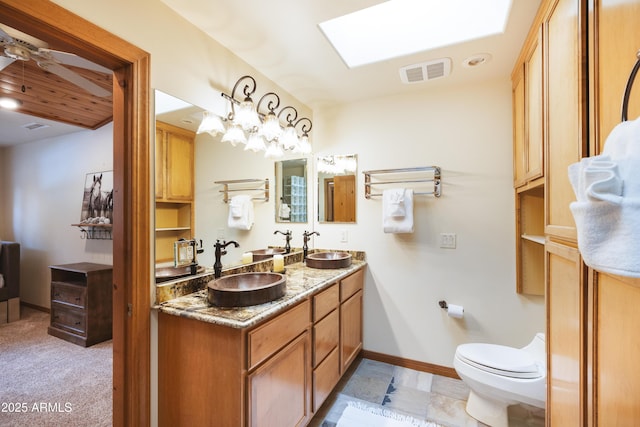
[341,229,348,243]
[440,232,457,249]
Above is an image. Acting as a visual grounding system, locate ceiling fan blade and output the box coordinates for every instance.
[39,61,111,97]
[40,49,111,74]
[0,55,15,72]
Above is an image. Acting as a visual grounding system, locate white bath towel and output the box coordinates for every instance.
[383,188,414,233]
[568,115,640,277]
[227,195,254,230]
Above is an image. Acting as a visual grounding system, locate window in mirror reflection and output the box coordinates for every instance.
[275,158,308,223]
[317,154,357,223]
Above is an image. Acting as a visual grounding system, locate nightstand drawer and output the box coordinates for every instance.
[52,281,86,308]
[51,305,86,335]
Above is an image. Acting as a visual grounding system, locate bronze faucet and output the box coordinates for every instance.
[214,240,239,278]
[302,231,320,260]
[274,230,292,253]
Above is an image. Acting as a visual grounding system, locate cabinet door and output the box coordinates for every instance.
[545,0,586,241]
[512,64,526,186]
[248,332,311,427]
[165,130,194,201]
[340,290,363,373]
[592,273,640,425]
[155,126,165,199]
[546,241,586,426]
[524,27,544,184]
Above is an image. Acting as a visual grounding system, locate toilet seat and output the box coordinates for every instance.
[456,343,542,379]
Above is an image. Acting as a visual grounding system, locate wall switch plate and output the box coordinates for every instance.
[440,232,456,249]
[340,229,348,243]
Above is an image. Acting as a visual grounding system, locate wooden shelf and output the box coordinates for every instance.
[521,234,545,245]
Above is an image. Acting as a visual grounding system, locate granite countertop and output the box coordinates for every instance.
[155,259,366,329]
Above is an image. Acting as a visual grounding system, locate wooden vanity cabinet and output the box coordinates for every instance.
[158,267,365,427]
[340,268,364,373]
[47,263,113,347]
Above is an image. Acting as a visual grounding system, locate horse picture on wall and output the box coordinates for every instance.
[81,170,114,224]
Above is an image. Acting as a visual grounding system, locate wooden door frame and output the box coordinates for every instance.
[0,1,151,426]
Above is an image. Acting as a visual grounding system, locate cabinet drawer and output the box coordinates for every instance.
[51,281,86,308]
[314,309,339,367]
[314,283,338,321]
[248,300,310,370]
[313,346,340,412]
[51,305,86,335]
[340,269,363,302]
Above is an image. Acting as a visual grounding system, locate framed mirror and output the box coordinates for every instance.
[275,158,308,223]
[317,154,357,223]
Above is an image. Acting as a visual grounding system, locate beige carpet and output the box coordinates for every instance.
[0,306,111,427]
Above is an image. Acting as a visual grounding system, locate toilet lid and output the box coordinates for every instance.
[456,343,542,379]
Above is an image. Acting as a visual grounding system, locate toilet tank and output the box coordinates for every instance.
[521,333,546,364]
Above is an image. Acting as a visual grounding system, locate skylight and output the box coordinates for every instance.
[319,0,512,68]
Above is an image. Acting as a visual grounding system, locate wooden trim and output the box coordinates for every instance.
[0,1,151,426]
[360,350,460,380]
[20,301,50,313]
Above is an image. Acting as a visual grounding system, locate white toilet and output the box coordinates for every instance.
[453,333,546,427]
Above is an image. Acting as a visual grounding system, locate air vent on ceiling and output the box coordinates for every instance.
[22,122,50,131]
[399,58,452,84]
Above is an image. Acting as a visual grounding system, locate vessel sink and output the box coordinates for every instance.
[306,252,352,269]
[251,248,287,261]
[155,265,205,283]
[207,272,286,307]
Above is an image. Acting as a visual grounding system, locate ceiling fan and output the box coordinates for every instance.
[0,23,111,98]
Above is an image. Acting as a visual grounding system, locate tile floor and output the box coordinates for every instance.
[309,358,545,427]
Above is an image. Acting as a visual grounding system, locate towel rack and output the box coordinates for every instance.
[363,166,442,199]
[621,49,640,122]
[214,178,269,203]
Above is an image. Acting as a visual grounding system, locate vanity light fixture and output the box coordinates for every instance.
[197,110,226,136]
[213,75,313,158]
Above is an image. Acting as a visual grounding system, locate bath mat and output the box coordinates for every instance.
[336,402,442,427]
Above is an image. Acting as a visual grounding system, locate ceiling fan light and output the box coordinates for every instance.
[222,123,246,146]
[0,97,21,110]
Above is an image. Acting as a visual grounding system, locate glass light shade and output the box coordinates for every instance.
[297,134,312,154]
[244,131,267,152]
[234,99,260,131]
[261,112,282,141]
[264,141,284,158]
[221,123,246,146]
[197,111,226,136]
[280,125,300,150]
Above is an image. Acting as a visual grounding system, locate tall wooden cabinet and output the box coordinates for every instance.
[155,121,195,262]
[515,0,640,424]
[588,0,640,425]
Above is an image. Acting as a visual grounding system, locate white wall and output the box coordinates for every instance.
[4,124,114,308]
[313,78,545,367]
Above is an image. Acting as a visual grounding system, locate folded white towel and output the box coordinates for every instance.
[0,274,4,289]
[383,188,414,233]
[227,195,254,230]
[568,115,640,277]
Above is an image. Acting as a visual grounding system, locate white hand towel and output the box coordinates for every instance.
[383,188,414,233]
[227,195,254,230]
[568,115,640,277]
